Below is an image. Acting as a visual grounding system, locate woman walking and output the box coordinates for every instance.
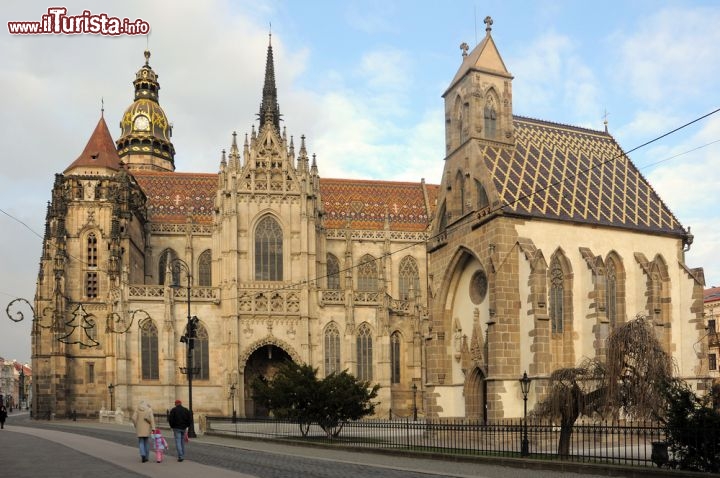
[131,400,155,462]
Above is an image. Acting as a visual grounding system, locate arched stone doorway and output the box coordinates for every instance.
[465,367,487,423]
[243,344,292,417]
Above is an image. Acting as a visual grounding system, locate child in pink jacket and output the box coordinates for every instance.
[151,428,168,463]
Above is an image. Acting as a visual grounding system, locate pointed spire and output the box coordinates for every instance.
[297,134,309,172]
[220,149,227,168]
[65,116,122,173]
[258,33,282,131]
[228,131,240,169]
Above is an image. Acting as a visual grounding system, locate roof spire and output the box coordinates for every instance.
[258,31,281,132]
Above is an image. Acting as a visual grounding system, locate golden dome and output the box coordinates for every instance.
[116,50,175,169]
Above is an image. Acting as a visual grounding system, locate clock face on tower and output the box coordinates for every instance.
[133,115,150,132]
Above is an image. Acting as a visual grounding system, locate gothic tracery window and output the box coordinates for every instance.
[476,180,489,210]
[399,256,420,300]
[606,259,618,328]
[324,322,341,376]
[357,254,378,292]
[255,216,283,281]
[140,320,159,380]
[87,233,98,267]
[390,331,401,384]
[158,249,178,286]
[198,250,212,286]
[550,256,564,333]
[357,323,373,381]
[484,95,497,138]
[327,254,341,290]
[192,323,210,380]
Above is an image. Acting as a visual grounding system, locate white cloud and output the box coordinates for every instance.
[615,7,720,106]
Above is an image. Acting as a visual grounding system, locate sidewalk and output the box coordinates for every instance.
[1,412,255,478]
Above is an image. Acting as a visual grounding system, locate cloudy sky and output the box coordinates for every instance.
[1,0,719,363]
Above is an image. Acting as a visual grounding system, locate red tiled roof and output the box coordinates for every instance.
[705,286,720,304]
[64,116,122,173]
[132,171,216,224]
[319,178,437,231]
[132,171,439,231]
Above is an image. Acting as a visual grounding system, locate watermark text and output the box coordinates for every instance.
[8,7,150,35]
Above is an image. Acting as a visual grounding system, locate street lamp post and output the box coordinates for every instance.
[19,366,25,409]
[411,383,418,421]
[519,371,531,457]
[230,384,237,423]
[171,258,198,438]
[108,383,115,411]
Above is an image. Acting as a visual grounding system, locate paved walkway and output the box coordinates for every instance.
[0,411,697,478]
[1,412,254,478]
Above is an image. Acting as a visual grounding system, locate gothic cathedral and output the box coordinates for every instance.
[32,21,709,422]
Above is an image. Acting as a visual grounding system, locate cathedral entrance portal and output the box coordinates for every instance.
[243,344,292,418]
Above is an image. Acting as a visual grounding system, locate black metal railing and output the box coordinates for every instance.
[204,416,705,469]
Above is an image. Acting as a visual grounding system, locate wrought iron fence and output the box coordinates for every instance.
[205,416,686,469]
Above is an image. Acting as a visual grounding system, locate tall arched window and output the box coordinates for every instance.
[455,171,466,216]
[255,216,283,281]
[357,254,378,291]
[158,249,178,286]
[484,94,497,138]
[390,331,401,384]
[398,256,420,300]
[357,323,373,381]
[324,322,341,376]
[193,323,210,380]
[606,259,618,328]
[140,320,159,380]
[326,254,341,290]
[550,256,564,333]
[87,233,98,267]
[198,250,212,286]
[475,180,489,210]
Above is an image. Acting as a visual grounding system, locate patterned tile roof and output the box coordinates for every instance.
[133,171,217,224]
[319,178,438,231]
[481,116,686,236]
[132,171,439,231]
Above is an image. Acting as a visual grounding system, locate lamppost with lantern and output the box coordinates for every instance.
[519,371,531,457]
[108,383,115,411]
[411,383,418,421]
[229,384,237,423]
[171,257,198,438]
[19,366,25,409]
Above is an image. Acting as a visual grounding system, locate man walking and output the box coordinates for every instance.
[168,399,192,462]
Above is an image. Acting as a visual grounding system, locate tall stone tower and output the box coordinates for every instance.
[33,113,148,417]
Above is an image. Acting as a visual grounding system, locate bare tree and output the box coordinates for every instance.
[533,315,674,456]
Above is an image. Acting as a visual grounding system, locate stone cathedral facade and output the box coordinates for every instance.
[32,22,710,423]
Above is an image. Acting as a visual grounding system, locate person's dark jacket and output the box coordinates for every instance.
[168,404,191,430]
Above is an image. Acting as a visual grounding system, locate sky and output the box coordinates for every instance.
[1,0,719,364]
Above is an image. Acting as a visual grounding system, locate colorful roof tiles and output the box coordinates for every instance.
[133,171,216,224]
[132,171,438,231]
[482,116,686,236]
[320,178,438,231]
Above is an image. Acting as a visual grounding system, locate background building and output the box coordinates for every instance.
[32,23,708,422]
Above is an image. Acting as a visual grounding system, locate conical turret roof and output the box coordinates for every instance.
[64,116,122,173]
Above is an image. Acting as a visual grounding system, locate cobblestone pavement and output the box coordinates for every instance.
[1,411,653,478]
